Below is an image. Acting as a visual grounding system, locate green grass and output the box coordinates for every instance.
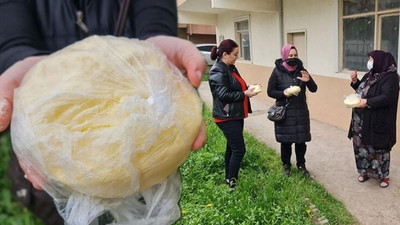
[0,107,357,224]
[176,107,357,225]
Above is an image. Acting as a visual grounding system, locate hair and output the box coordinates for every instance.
[210,39,239,60]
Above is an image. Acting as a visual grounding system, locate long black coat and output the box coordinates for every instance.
[267,59,318,143]
[347,72,399,149]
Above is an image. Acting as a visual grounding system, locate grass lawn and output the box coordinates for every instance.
[0,107,357,225]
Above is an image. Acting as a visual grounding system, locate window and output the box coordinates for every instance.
[341,0,399,71]
[235,17,251,61]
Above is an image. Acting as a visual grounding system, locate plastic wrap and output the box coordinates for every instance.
[11,35,203,225]
[344,94,361,108]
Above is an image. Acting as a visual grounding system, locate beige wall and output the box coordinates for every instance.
[236,62,400,150]
[216,11,281,67]
[283,0,338,75]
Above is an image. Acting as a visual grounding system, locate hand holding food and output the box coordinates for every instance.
[344,94,361,108]
[286,85,301,96]
[11,35,203,223]
[248,84,262,93]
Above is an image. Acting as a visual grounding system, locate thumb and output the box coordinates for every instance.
[0,56,46,132]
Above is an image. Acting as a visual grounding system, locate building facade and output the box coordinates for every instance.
[178,0,400,149]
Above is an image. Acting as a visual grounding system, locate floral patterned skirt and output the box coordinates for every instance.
[351,110,390,179]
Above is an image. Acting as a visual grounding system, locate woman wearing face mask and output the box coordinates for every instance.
[208,39,258,191]
[349,50,399,188]
[267,44,317,177]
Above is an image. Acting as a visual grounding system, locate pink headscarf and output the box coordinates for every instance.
[281,44,298,72]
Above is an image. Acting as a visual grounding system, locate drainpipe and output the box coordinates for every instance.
[278,0,283,47]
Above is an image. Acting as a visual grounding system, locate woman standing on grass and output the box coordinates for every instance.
[208,39,258,191]
[348,50,399,188]
[267,44,317,178]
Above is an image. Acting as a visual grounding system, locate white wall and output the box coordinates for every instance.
[216,11,281,68]
[283,0,337,76]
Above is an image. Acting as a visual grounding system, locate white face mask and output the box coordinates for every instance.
[367,60,373,70]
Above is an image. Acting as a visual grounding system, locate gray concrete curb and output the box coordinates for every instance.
[198,81,400,225]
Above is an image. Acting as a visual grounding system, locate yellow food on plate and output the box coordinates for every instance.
[11,35,203,198]
[287,85,301,95]
[249,84,262,93]
[344,94,361,108]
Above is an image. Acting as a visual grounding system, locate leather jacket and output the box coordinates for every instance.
[208,59,252,120]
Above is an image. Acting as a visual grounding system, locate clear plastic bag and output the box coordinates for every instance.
[11,36,203,225]
[344,94,361,108]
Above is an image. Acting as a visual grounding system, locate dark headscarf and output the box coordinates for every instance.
[368,50,397,75]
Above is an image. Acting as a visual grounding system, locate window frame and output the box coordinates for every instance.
[234,15,252,62]
[339,0,399,72]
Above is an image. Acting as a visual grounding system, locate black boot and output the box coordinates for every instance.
[297,164,310,177]
[283,164,291,177]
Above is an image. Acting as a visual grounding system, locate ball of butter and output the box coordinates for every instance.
[249,84,262,93]
[11,35,203,198]
[344,94,361,108]
[287,85,301,95]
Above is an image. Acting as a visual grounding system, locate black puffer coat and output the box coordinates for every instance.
[209,59,252,120]
[267,59,317,143]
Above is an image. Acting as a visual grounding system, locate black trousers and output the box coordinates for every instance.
[216,119,246,181]
[280,142,306,167]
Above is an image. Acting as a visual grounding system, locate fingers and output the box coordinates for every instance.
[191,120,206,150]
[18,159,44,190]
[146,36,206,87]
[0,56,46,132]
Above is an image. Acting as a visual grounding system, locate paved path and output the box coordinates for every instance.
[198,81,400,225]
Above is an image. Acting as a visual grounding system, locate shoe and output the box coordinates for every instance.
[225,179,229,185]
[283,164,291,177]
[380,177,390,188]
[229,178,237,192]
[297,164,310,177]
[358,174,369,182]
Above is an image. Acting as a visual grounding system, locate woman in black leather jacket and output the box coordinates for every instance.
[208,39,258,191]
[267,44,317,178]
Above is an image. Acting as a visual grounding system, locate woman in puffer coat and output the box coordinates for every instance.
[267,44,317,177]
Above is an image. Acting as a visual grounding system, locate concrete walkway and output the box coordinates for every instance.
[198,81,400,225]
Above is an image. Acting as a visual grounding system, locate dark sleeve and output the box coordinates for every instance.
[267,68,286,99]
[209,67,245,103]
[350,79,361,90]
[305,75,317,92]
[0,0,49,73]
[367,73,400,109]
[132,0,177,39]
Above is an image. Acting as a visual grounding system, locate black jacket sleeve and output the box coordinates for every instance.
[0,0,49,73]
[132,0,177,39]
[209,66,245,103]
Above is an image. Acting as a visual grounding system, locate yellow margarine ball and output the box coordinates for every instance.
[11,36,203,198]
[249,84,262,93]
[287,86,301,95]
[344,94,361,108]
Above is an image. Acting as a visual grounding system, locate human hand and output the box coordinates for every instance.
[0,56,47,132]
[297,70,310,82]
[244,87,258,98]
[146,35,206,88]
[357,98,367,108]
[146,36,207,150]
[350,69,358,83]
[283,88,293,97]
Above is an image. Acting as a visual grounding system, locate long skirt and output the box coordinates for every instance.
[351,111,390,179]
